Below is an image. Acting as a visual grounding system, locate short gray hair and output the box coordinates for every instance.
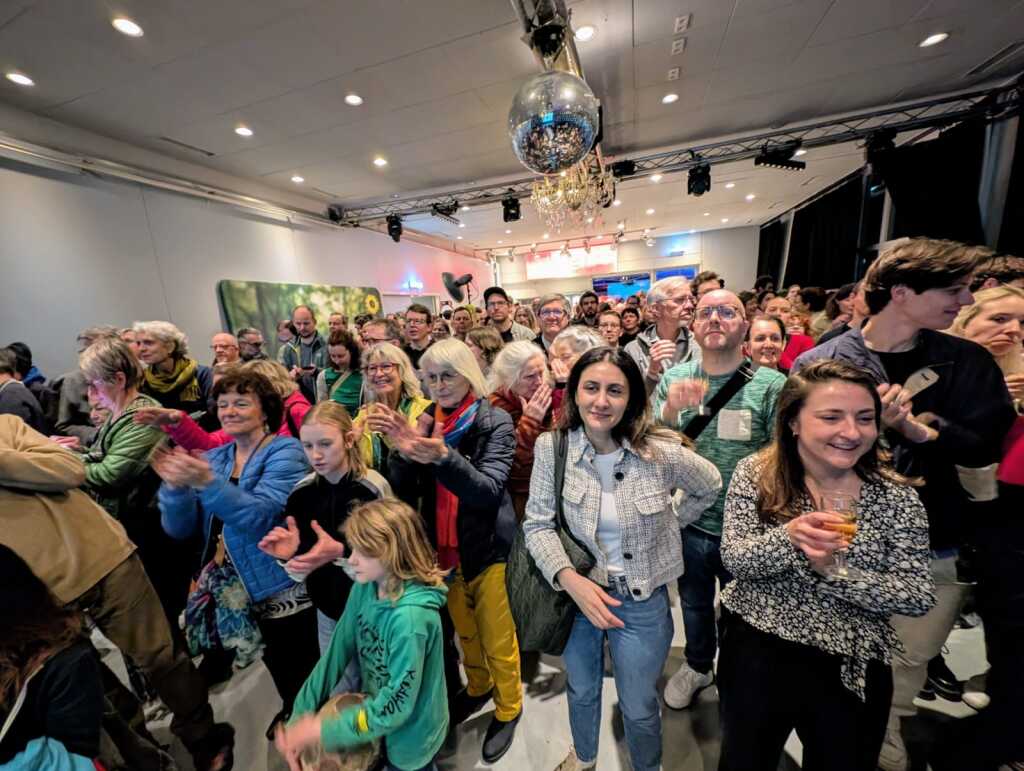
[490,340,548,392]
[420,338,490,399]
[552,325,605,355]
[80,338,144,389]
[536,293,570,316]
[235,326,263,339]
[133,320,189,358]
[647,276,691,306]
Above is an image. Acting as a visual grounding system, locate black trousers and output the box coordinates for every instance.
[717,610,892,771]
[257,605,320,712]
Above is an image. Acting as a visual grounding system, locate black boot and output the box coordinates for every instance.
[450,687,493,725]
[482,711,521,764]
[925,653,963,702]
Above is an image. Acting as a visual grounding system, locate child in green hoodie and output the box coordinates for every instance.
[274,499,449,771]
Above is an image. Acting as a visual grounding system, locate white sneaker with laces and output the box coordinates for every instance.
[663,662,714,710]
[877,712,908,771]
[554,746,596,771]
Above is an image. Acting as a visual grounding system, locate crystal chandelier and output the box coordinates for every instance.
[530,157,615,233]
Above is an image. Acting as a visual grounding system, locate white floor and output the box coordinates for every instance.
[102,588,989,771]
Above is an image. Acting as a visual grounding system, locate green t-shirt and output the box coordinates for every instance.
[654,362,786,535]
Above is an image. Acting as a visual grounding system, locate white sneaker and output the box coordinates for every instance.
[963,690,991,710]
[877,712,908,771]
[554,746,596,770]
[663,662,714,710]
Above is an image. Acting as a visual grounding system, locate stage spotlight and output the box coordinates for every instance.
[754,142,806,171]
[611,160,637,178]
[502,191,521,222]
[386,214,403,242]
[326,204,344,223]
[688,162,711,196]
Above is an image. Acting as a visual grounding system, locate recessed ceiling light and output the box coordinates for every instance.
[112,17,144,37]
[497,240,503,244]
[542,232,550,239]
[373,156,388,167]
[458,222,466,228]
[919,32,949,48]
[725,182,735,189]
[391,193,399,198]
[646,208,655,215]
[662,93,679,104]
[794,148,807,157]
[291,175,304,183]
[689,229,696,234]
[745,193,756,201]
[703,212,710,216]
[586,216,594,223]
[461,204,471,211]
[574,25,596,42]
[505,228,512,234]
[344,93,364,106]
[457,235,463,240]
[650,173,663,183]
[721,217,729,223]
[234,125,253,137]
[612,198,622,206]
[6,72,34,87]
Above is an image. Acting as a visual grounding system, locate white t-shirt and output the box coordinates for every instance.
[592,450,625,574]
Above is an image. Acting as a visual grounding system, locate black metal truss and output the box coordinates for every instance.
[336,78,1022,224]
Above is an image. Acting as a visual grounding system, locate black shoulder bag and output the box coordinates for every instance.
[682,362,755,440]
[505,430,596,655]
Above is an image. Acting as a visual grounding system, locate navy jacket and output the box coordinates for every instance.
[159,435,309,601]
[793,327,1016,551]
[389,399,516,581]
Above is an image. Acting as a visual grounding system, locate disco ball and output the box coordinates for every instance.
[508,70,600,175]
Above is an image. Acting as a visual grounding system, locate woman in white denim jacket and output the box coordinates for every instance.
[523,347,721,771]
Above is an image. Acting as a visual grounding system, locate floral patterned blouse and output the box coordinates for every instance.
[720,454,936,699]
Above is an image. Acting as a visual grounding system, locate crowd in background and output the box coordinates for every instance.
[1,239,1023,771]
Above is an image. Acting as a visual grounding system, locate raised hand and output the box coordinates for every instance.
[785,511,846,574]
[403,436,449,464]
[151,445,214,488]
[133,407,182,427]
[647,339,676,379]
[521,382,553,423]
[258,516,302,561]
[662,379,708,421]
[286,520,346,574]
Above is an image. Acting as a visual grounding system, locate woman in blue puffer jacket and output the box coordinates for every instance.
[155,368,318,738]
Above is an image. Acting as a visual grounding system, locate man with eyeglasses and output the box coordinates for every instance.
[402,303,434,370]
[653,289,785,711]
[209,332,240,365]
[483,286,535,344]
[360,319,402,349]
[624,276,702,396]
[597,310,623,348]
[532,293,571,353]
[235,327,269,361]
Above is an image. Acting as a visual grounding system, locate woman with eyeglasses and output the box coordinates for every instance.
[368,338,522,765]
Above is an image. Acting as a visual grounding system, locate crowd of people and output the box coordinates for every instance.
[1,238,1023,771]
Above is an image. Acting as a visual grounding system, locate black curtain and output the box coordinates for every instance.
[998,116,1024,254]
[877,120,986,245]
[783,176,862,289]
[756,219,787,286]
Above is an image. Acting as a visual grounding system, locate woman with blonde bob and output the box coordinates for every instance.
[488,340,562,519]
[133,359,312,449]
[259,401,393,656]
[369,338,521,764]
[277,499,450,771]
[352,343,432,478]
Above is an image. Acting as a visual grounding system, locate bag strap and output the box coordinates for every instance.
[552,430,595,560]
[285,406,301,438]
[683,362,754,441]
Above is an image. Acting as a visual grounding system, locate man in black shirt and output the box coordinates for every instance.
[619,306,642,347]
[572,290,600,328]
[793,238,1016,771]
[401,303,433,370]
[483,286,534,343]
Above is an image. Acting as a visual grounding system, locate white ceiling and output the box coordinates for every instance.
[0,0,1021,249]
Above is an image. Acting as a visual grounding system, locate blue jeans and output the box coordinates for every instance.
[562,580,674,771]
[677,527,732,674]
[316,609,361,694]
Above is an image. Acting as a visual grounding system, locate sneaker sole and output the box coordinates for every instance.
[663,679,714,711]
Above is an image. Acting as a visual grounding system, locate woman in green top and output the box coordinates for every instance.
[276,498,449,771]
[316,330,363,416]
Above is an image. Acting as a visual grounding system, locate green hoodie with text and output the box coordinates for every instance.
[289,578,449,770]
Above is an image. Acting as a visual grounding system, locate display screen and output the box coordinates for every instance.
[654,265,700,281]
[592,272,651,298]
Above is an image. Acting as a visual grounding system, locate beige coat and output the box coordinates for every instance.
[0,414,134,604]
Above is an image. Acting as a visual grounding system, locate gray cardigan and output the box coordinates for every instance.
[523,427,721,601]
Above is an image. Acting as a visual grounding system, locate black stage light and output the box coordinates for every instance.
[611,160,637,178]
[688,163,711,196]
[754,142,806,171]
[502,191,521,222]
[326,204,344,223]
[386,214,402,242]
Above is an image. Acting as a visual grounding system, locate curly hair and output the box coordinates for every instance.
[212,369,284,432]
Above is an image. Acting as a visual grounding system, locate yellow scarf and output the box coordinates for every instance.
[144,357,201,403]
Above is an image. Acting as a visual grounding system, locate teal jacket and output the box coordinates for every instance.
[290,579,449,770]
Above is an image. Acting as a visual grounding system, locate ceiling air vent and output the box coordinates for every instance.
[159,136,216,157]
[964,41,1024,79]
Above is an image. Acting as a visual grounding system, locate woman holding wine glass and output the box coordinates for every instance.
[717,359,935,771]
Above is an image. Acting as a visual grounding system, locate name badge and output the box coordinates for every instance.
[717,409,752,441]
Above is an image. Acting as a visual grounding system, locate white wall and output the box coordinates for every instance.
[499,226,758,299]
[0,159,490,377]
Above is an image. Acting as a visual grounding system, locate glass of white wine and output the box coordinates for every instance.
[819,491,867,581]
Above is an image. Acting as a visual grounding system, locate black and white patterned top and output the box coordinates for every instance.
[720,454,936,700]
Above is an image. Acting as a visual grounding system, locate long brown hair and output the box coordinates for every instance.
[755,360,915,523]
[0,545,83,708]
[343,499,446,601]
